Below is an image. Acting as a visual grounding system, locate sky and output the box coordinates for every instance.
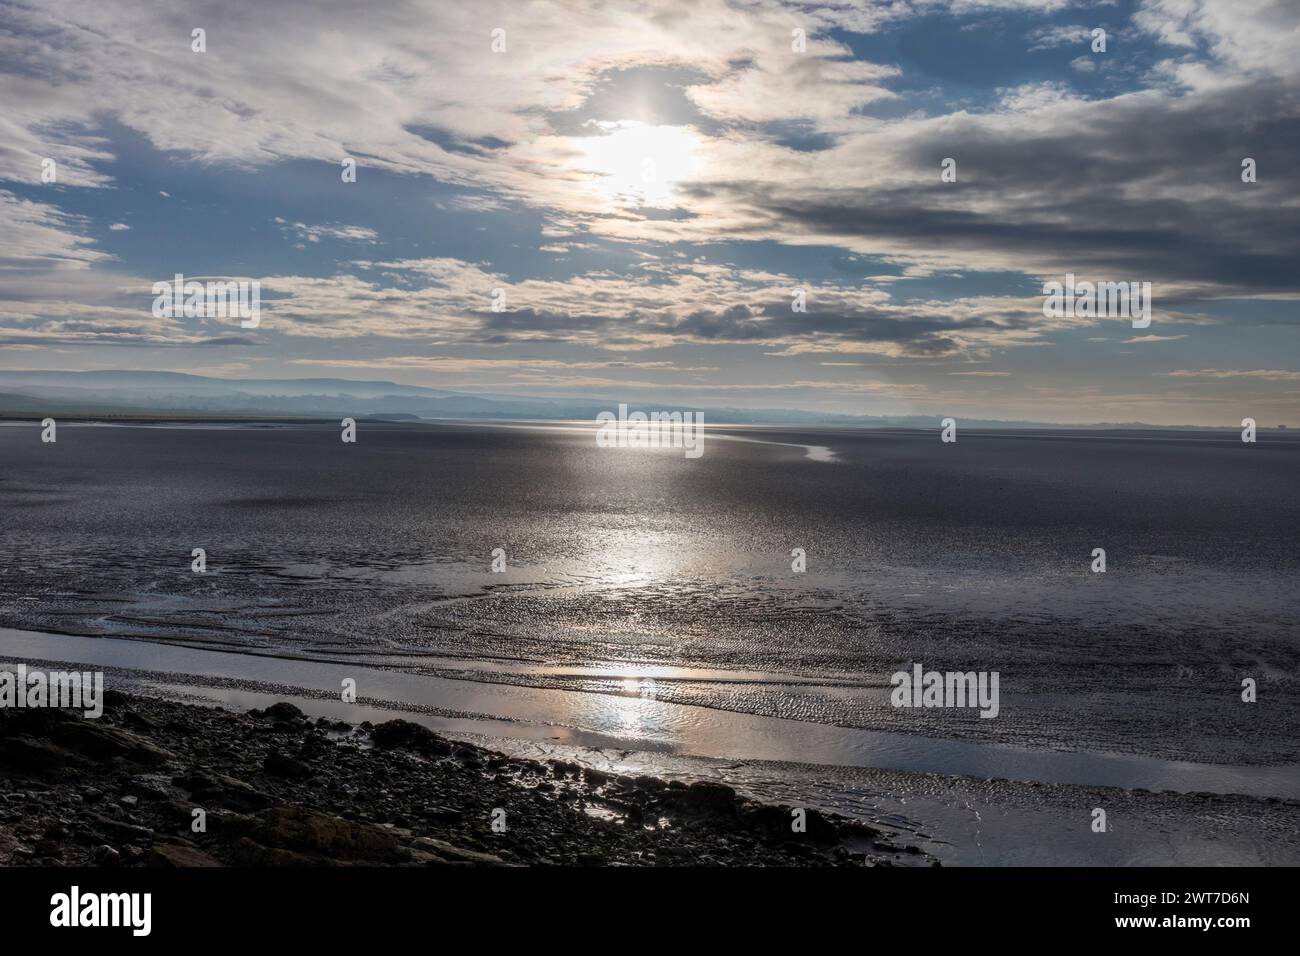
[1,0,1297,425]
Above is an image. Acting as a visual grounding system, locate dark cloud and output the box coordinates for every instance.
[704,75,1300,299]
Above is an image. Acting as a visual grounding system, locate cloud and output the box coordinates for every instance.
[0,0,1295,425]
[654,73,1300,299]
[217,258,1071,360]
[287,356,718,372]
[3,0,1295,306]
[1135,0,1300,78]
[1027,24,1095,51]
[1167,368,1300,380]
[0,190,114,270]
[686,51,898,124]
[276,219,380,244]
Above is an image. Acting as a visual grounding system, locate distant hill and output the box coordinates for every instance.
[0,368,1209,429]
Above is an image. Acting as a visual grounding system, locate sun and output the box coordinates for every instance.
[574,121,702,208]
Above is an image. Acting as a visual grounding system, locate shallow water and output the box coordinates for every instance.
[3,625,1298,801]
[2,420,1298,781]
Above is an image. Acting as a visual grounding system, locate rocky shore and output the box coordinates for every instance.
[0,693,932,867]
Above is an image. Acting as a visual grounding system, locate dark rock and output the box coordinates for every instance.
[263,751,313,781]
[173,770,273,811]
[453,747,482,768]
[101,690,131,710]
[125,774,179,802]
[231,838,322,866]
[369,719,452,756]
[48,721,172,766]
[153,797,204,825]
[237,807,407,865]
[0,706,76,736]
[410,837,510,866]
[745,804,839,843]
[150,844,223,867]
[122,710,159,732]
[681,780,736,810]
[84,812,154,843]
[0,691,931,869]
[92,844,121,866]
[0,736,90,774]
[422,806,462,823]
[260,702,305,723]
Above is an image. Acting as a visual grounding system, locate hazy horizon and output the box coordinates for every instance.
[2,366,1297,429]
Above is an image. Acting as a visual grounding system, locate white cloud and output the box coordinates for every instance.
[1167,368,1300,380]
[279,221,379,244]
[0,190,114,270]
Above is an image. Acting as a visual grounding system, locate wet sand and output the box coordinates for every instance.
[4,634,1299,865]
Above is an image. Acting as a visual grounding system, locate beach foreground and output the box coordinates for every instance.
[0,692,931,867]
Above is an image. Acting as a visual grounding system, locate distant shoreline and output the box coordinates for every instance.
[0,413,1291,434]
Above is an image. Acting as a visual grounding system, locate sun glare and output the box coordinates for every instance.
[575,121,702,208]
